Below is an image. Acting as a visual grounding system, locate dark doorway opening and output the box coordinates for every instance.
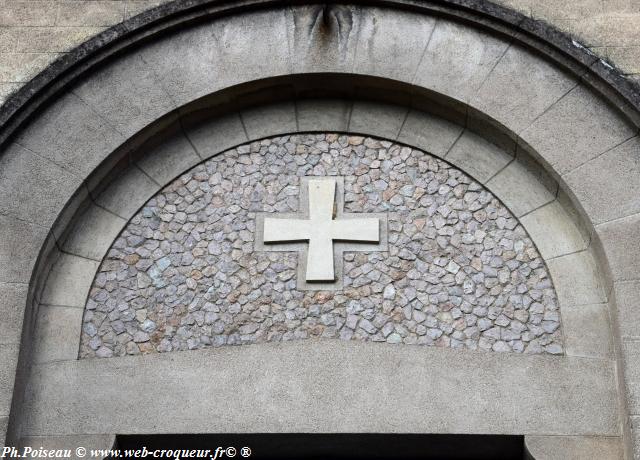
[111,433,534,460]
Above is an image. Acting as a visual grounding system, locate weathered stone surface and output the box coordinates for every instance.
[623,340,640,415]
[135,130,201,185]
[0,282,27,345]
[414,20,510,104]
[561,303,612,358]
[0,214,49,283]
[33,306,83,363]
[596,212,640,281]
[80,134,562,358]
[486,156,556,217]
[353,7,435,81]
[296,99,351,133]
[446,131,513,184]
[349,101,407,141]
[519,85,637,174]
[62,204,127,262]
[94,166,159,219]
[73,51,176,138]
[0,344,18,417]
[564,137,640,224]
[41,253,99,308]
[472,44,577,134]
[14,92,124,176]
[520,201,587,259]
[525,435,622,460]
[614,280,640,339]
[241,102,297,140]
[397,110,463,158]
[0,143,81,227]
[184,113,248,161]
[547,250,605,307]
[24,342,619,436]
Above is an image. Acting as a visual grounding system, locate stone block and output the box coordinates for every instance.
[0,2,57,26]
[20,342,619,436]
[33,306,83,364]
[414,20,510,104]
[564,137,640,225]
[546,250,606,307]
[525,435,622,460]
[0,282,28,346]
[296,99,351,133]
[561,303,613,358]
[349,101,407,141]
[472,44,577,134]
[183,113,248,160]
[0,214,49,283]
[241,102,297,140]
[520,85,637,174]
[623,340,640,414]
[56,1,124,27]
[14,92,124,177]
[485,156,556,217]
[520,201,587,259]
[15,27,101,53]
[595,212,640,281]
[445,130,513,184]
[94,166,159,220]
[0,416,7,447]
[0,344,18,416]
[614,280,640,339]
[19,435,116,457]
[141,9,288,107]
[0,143,81,227]
[397,110,463,158]
[0,52,57,83]
[353,8,435,82]
[61,204,126,262]
[40,253,99,308]
[135,130,201,185]
[287,4,360,74]
[73,51,176,138]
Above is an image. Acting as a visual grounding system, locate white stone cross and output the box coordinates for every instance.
[263,179,380,281]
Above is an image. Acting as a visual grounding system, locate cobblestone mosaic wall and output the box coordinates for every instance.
[80,134,563,358]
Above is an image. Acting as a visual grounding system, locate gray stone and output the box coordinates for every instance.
[296,99,351,133]
[241,102,297,140]
[446,131,513,184]
[184,113,248,161]
[0,214,49,283]
[22,342,618,436]
[135,130,201,185]
[349,101,407,141]
[33,306,83,363]
[0,143,81,227]
[0,283,27,345]
[41,253,99,308]
[62,204,127,262]
[546,250,606,307]
[596,212,640,281]
[525,435,622,460]
[472,44,577,134]
[73,51,176,138]
[486,156,556,217]
[397,110,463,158]
[614,280,640,339]
[353,8,435,82]
[561,303,613,358]
[520,85,637,174]
[564,137,640,224]
[14,92,124,176]
[520,201,587,259]
[94,166,160,219]
[414,20,510,104]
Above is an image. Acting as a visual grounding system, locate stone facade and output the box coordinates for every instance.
[80,134,562,358]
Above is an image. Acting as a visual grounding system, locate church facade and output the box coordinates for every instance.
[0,0,639,458]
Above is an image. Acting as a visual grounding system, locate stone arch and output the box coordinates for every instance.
[1,1,637,458]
